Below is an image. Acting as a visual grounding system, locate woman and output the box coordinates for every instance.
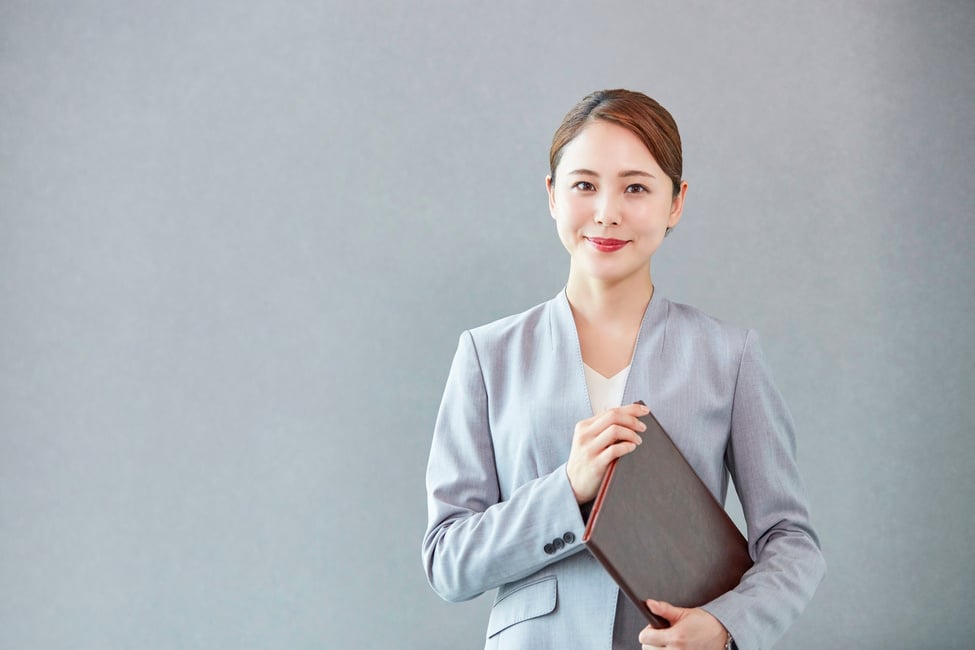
[422,89,825,650]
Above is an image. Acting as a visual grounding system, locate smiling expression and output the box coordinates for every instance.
[547,119,687,287]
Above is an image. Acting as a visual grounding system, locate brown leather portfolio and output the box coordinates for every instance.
[582,407,753,629]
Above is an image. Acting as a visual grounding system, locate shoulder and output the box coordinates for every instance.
[664,298,749,342]
[465,295,557,352]
[659,298,755,365]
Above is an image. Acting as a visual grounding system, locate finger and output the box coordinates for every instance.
[621,401,651,415]
[591,410,648,436]
[646,599,683,625]
[585,402,646,422]
[609,402,651,422]
[602,402,649,421]
[594,423,643,449]
[584,401,648,432]
[572,417,602,445]
[639,601,678,645]
[574,420,638,453]
[638,625,665,645]
[597,440,638,465]
[575,405,649,452]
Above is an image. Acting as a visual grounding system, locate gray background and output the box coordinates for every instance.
[2,1,973,648]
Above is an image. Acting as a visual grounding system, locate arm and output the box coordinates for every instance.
[420,332,587,602]
[701,330,826,649]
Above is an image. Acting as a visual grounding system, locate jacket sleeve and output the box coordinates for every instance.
[701,330,826,650]
[421,331,587,603]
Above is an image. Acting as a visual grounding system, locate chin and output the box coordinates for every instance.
[579,263,647,285]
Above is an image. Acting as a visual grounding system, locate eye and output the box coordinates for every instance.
[625,184,649,194]
[572,181,596,191]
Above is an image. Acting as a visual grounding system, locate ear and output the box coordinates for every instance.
[546,175,557,219]
[668,180,688,230]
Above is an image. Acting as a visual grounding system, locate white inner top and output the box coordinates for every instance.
[583,362,631,415]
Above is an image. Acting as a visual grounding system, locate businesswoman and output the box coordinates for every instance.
[422,89,825,649]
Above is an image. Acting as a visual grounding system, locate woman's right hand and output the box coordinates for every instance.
[566,402,649,504]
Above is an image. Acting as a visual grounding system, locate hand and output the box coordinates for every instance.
[639,599,729,650]
[565,403,648,504]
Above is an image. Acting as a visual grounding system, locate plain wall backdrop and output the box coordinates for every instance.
[2,1,973,648]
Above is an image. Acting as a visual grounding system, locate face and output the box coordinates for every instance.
[547,119,687,287]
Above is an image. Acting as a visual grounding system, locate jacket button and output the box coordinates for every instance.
[543,543,555,555]
[552,537,564,551]
[563,532,576,545]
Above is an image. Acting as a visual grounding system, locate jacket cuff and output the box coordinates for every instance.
[701,593,750,650]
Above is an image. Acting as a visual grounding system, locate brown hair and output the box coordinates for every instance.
[549,89,683,196]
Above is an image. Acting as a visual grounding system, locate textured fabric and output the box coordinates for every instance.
[422,290,825,650]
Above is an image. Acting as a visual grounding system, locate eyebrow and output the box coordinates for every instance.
[567,168,657,179]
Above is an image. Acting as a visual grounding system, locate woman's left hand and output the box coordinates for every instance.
[638,599,729,650]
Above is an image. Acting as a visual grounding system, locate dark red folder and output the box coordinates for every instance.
[582,408,753,629]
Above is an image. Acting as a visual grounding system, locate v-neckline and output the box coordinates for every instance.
[554,288,668,414]
[583,362,631,381]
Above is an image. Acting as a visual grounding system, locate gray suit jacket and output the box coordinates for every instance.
[422,291,825,649]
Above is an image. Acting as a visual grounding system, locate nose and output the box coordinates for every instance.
[594,195,621,226]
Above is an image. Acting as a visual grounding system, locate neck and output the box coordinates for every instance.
[565,266,654,326]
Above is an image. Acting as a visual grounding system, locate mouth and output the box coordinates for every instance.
[585,237,630,252]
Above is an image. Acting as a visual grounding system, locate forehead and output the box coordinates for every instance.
[558,120,663,173]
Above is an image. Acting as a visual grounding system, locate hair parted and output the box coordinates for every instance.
[549,89,683,196]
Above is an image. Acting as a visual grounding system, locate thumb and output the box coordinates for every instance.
[646,599,683,624]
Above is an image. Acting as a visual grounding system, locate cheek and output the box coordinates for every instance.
[559,197,593,226]
[632,199,674,228]
[554,217,578,244]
